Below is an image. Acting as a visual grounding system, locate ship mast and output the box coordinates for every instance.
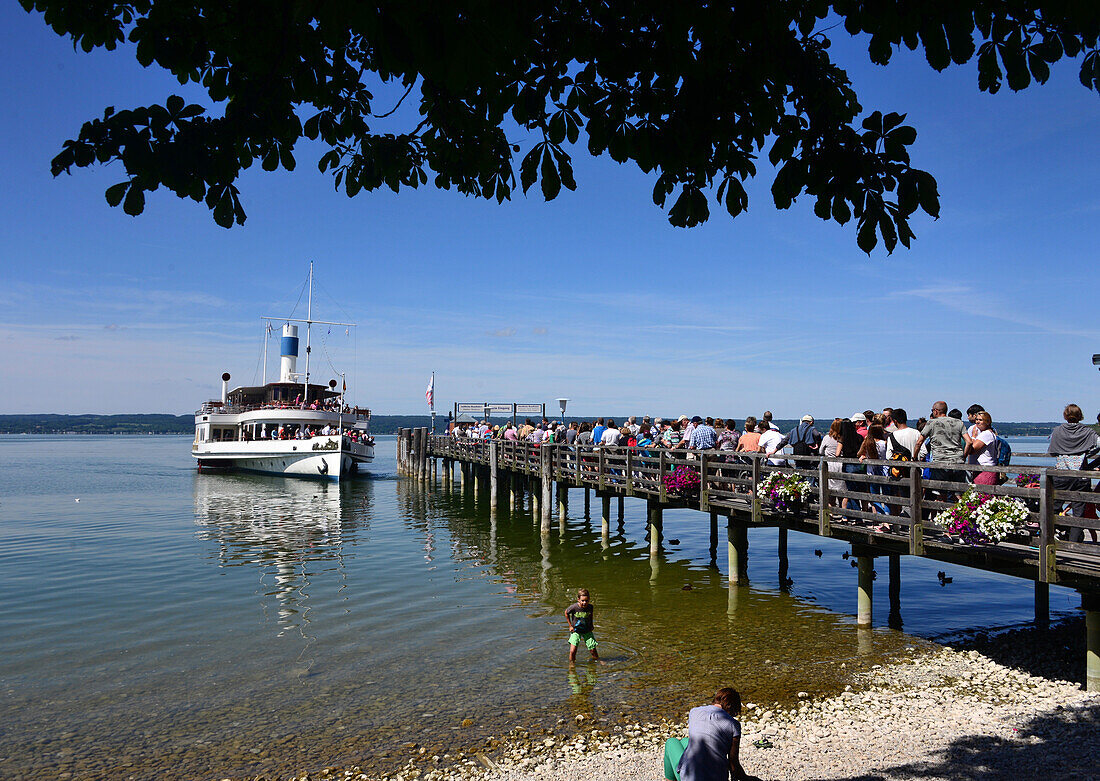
[303,261,313,402]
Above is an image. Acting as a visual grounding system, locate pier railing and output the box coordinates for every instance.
[424,435,1100,585]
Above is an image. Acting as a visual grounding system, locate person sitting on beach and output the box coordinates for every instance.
[663,687,758,781]
[565,588,599,664]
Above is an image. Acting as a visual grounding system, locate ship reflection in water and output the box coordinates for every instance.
[192,472,374,634]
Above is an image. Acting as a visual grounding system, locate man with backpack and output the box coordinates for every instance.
[884,409,926,509]
[770,415,821,471]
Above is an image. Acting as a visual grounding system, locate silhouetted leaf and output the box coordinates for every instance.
[105,181,128,207]
[540,151,560,200]
[122,183,144,216]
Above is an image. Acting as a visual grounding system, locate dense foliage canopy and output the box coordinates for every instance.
[23,1,1100,252]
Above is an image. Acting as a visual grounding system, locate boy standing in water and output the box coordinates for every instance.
[566,588,599,663]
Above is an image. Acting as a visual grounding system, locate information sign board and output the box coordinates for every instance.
[488,403,513,415]
[515,403,543,415]
[456,403,484,414]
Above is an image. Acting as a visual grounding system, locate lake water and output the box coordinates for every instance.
[0,435,1080,780]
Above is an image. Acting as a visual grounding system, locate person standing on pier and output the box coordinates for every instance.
[1048,403,1100,542]
[686,416,717,449]
[592,417,607,446]
[913,401,972,493]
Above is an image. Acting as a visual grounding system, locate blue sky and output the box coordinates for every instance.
[2,7,1097,420]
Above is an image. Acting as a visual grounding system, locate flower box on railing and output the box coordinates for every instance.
[936,488,1029,545]
[757,471,812,514]
[663,465,700,498]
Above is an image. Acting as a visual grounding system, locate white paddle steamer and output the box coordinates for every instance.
[192,265,374,480]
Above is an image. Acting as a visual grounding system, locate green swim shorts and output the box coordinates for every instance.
[568,631,598,649]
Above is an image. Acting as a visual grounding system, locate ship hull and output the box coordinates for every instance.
[193,437,373,481]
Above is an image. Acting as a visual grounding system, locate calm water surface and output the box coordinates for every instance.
[0,435,1078,780]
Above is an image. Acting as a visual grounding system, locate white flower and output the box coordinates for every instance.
[971,496,1028,543]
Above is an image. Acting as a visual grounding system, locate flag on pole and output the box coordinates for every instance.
[425,372,435,410]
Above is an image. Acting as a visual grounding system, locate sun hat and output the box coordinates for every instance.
[691,415,703,423]
[679,415,689,422]
[801,414,814,423]
[850,412,867,422]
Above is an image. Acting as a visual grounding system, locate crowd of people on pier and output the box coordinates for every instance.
[449,402,1100,537]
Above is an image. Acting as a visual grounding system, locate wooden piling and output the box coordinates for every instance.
[778,527,789,587]
[1085,591,1100,692]
[728,523,748,585]
[540,448,552,532]
[1035,581,1049,627]
[709,511,719,564]
[857,553,874,627]
[648,500,662,558]
[888,554,902,630]
[489,442,499,509]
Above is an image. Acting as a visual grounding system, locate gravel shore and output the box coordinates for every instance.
[307,619,1097,781]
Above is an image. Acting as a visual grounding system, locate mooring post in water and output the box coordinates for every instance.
[396,428,405,473]
[601,495,611,537]
[727,522,748,585]
[709,511,719,563]
[489,442,499,509]
[647,499,662,557]
[857,551,874,627]
[540,448,552,532]
[617,496,625,521]
[584,487,590,518]
[888,553,902,630]
[778,527,789,587]
[558,481,568,523]
[1084,591,1100,692]
[509,471,518,510]
[1035,581,1050,628]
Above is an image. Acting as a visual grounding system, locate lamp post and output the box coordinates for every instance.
[557,398,569,425]
[1093,354,1100,371]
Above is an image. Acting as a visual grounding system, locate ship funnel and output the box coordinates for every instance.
[280,324,299,382]
[221,372,231,404]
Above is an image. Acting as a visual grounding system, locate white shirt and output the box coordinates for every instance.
[968,429,997,466]
[601,428,622,446]
[759,428,784,464]
[886,427,926,459]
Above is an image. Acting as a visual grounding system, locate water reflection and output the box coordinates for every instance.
[192,473,373,633]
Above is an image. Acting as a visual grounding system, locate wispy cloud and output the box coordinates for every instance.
[899,285,1100,339]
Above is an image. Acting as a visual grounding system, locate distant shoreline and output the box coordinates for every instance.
[0,414,1073,437]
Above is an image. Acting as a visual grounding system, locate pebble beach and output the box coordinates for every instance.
[297,620,1096,781]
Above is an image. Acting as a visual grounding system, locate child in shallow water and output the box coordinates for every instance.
[565,588,599,663]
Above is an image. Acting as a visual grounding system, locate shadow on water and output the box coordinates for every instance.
[828,702,1099,780]
[398,480,928,719]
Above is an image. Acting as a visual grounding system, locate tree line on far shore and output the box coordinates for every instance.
[0,414,1078,437]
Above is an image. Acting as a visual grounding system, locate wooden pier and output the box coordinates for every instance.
[397,429,1100,691]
